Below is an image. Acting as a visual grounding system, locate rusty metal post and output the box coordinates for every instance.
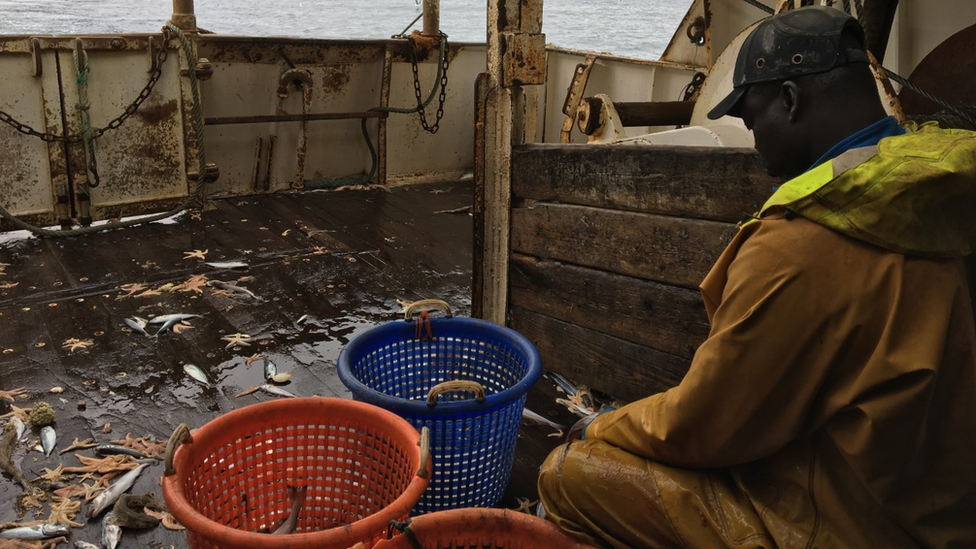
[423,0,440,37]
[378,46,393,185]
[171,0,197,32]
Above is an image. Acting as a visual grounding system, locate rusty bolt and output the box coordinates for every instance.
[110,38,124,50]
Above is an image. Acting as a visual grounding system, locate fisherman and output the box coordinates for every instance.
[537,6,976,549]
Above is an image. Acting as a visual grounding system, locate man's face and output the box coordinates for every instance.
[737,82,805,179]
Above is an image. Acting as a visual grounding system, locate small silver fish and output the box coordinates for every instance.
[75,541,101,549]
[263,360,277,382]
[0,523,71,539]
[102,511,121,549]
[522,408,565,431]
[183,364,211,387]
[259,384,297,398]
[95,443,145,459]
[296,314,310,325]
[40,426,56,456]
[124,317,150,337]
[10,417,25,441]
[154,316,186,336]
[87,462,150,518]
[147,313,202,324]
[205,261,249,269]
[208,280,258,299]
[548,372,578,397]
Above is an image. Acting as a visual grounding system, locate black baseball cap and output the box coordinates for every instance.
[707,6,869,120]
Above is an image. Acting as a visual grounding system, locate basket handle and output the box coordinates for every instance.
[403,299,452,320]
[163,423,193,476]
[417,426,431,479]
[426,380,486,407]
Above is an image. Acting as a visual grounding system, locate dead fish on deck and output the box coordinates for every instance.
[207,280,259,300]
[205,261,249,270]
[102,511,121,549]
[263,359,277,381]
[147,314,202,325]
[86,462,151,518]
[10,416,26,440]
[123,317,150,337]
[259,384,297,398]
[271,485,308,534]
[154,316,191,336]
[522,408,565,431]
[40,425,56,456]
[183,364,211,387]
[548,372,579,397]
[95,444,145,459]
[75,541,101,549]
[0,523,71,539]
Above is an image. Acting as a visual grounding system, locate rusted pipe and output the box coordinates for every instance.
[423,0,440,37]
[171,0,197,31]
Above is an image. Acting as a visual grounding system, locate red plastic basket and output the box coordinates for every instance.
[356,508,602,549]
[162,397,431,549]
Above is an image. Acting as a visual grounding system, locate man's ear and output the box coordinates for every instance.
[781,81,800,122]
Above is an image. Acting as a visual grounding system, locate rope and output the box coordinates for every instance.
[388,519,422,549]
[740,0,774,15]
[883,68,976,129]
[73,46,100,188]
[304,35,448,189]
[0,23,209,237]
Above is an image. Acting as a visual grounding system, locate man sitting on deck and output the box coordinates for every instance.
[537,6,976,549]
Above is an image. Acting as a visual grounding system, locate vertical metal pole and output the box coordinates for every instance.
[423,0,440,37]
[378,46,393,185]
[172,0,197,32]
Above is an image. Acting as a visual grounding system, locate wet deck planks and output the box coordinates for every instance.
[0,181,572,547]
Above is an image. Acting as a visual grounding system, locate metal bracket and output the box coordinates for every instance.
[30,37,42,77]
[560,54,597,143]
[147,35,158,73]
[181,58,213,80]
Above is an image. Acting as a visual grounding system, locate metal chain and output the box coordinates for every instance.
[408,32,450,134]
[0,29,171,143]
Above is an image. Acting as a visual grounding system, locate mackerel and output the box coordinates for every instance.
[0,523,70,539]
[95,443,146,459]
[86,462,150,518]
[208,280,259,299]
[124,317,150,337]
[154,316,186,336]
[259,384,297,398]
[183,364,211,387]
[272,485,307,534]
[205,261,249,269]
[147,314,202,324]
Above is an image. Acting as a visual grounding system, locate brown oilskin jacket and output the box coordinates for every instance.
[586,125,976,548]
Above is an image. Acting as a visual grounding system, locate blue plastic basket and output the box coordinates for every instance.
[337,314,542,514]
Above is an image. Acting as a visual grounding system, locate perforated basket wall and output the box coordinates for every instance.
[338,317,542,513]
[162,398,430,549]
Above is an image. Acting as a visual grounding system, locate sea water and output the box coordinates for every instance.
[0,0,691,60]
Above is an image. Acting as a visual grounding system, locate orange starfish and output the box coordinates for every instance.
[177,274,208,294]
[183,249,209,261]
[171,322,194,334]
[61,338,94,353]
[116,283,148,300]
[47,496,83,528]
[0,387,26,402]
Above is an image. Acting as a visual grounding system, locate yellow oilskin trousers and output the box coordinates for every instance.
[538,123,976,549]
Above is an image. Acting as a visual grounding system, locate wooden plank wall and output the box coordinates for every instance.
[509,144,777,403]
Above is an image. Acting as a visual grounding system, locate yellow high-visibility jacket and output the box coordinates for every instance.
[584,123,976,548]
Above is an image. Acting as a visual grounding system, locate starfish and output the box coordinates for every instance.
[183,249,209,261]
[48,496,84,528]
[177,274,208,294]
[0,387,27,402]
[155,282,177,292]
[189,211,202,221]
[59,437,96,455]
[513,497,538,514]
[116,283,148,300]
[52,484,86,499]
[61,338,94,353]
[1,405,31,422]
[171,322,194,334]
[0,282,18,289]
[110,433,137,448]
[234,386,261,398]
[236,276,256,283]
[429,189,447,194]
[19,490,45,512]
[79,481,105,502]
[220,333,252,349]
[144,508,185,530]
[63,454,138,475]
[134,289,161,298]
[37,465,67,483]
[244,354,262,368]
[209,289,235,299]
[547,429,565,438]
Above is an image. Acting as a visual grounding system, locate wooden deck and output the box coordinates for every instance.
[0,180,572,546]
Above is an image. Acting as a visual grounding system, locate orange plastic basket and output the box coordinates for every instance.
[162,397,432,549]
[360,508,602,549]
